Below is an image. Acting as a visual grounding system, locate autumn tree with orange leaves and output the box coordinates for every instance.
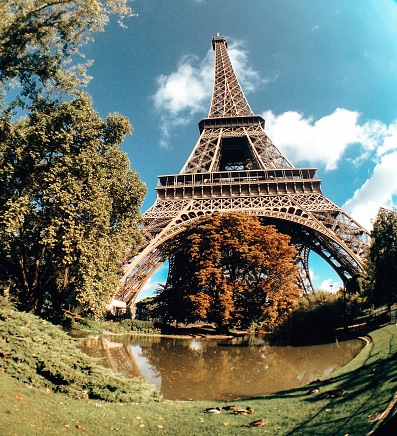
[156,213,301,332]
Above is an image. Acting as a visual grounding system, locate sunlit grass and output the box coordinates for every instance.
[1,297,397,435]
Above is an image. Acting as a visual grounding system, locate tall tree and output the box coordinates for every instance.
[156,213,300,331]
[0,1,145,318]
[0,0,134,113]
[0,95,146,317]
[365,207,397,309]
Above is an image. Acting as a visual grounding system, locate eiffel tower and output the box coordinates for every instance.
[113,36,370,308]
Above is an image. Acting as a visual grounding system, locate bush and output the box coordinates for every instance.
[0,298,161,403]
[67,316,159,335]
[273,291,366,345]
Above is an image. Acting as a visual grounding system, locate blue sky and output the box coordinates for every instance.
[82,0,397,299]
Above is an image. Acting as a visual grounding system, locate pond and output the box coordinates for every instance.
[70,332,364,401]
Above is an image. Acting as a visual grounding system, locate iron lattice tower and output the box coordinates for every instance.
[114,36,370,308]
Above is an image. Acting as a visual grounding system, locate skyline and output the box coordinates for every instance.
[80,0,397,299]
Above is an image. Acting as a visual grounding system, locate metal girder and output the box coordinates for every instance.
[112,36,370,308]
[209,36,253,118]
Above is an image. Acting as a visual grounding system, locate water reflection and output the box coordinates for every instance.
[71,332,364,401]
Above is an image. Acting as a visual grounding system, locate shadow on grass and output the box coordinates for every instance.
[241,332,397,436]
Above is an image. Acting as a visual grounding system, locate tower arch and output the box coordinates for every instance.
[112,36,369,308]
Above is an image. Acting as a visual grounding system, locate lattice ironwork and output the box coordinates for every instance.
[209,36,253,118]
[112,36,370,308]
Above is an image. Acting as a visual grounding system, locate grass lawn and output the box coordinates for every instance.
[1,302,397,435]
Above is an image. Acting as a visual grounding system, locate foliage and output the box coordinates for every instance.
[135,296,159,321]
[69,316,159,335]
[0,1,145,317]
[345,272,366,294]
[0,297,161,402]
[156,213,300,331]
[365,207,397,309]
[0,0,134,114]
[0,96,146,317]
[273,290,366,344]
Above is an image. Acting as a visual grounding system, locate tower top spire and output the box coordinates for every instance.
[209,36,253,118]
[212,34,227,50]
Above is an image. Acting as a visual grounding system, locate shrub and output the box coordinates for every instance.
[0,298,161,403]
[68,316,159,334]
[273,291,366,345]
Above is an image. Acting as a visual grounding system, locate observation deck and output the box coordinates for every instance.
[156,168,321,201]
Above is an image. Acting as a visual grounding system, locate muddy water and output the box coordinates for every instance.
[71,333,364,401]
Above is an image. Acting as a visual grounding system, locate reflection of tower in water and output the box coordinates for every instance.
[80,335,162,389]
[101,337,142,376]
[74,335,364,401]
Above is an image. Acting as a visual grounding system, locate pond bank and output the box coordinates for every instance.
[72,320,253,340]
[1,303,397,435]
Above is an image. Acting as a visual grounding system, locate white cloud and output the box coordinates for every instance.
[136,277,162,302]
[319,279,341,293]
[376,121,397,156]
[262,108,384,171]
[227,42,264,92]
[343,151,397,230]
[153,51,212,147]
[262,108,397,229]
[309,268,319,281]
[153,54,213,117]
[152,40,264,147]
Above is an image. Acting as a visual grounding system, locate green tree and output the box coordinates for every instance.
[0,95,146,317]
[0,1,145,319]
[135,297,159,321]
[156,213,300,331]
[365,207,397,309]
[0,0,134,113]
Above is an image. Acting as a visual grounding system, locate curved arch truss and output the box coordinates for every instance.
[115,176,370,306]
[111,36,370,308]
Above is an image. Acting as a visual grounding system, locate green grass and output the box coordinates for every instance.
[1,298,397,435]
